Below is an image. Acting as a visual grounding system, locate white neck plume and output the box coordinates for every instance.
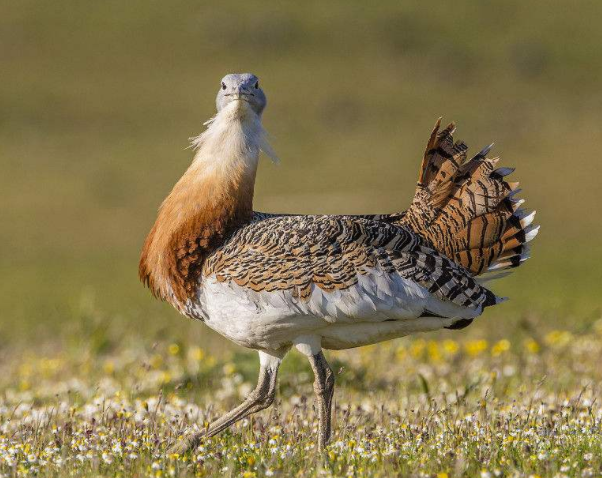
[189,102,279,171]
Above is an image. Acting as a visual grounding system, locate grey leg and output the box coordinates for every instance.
[308,351,335,450]
[169,349,285,454]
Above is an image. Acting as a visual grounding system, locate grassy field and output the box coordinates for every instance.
[3,327,602,477]
[1,0,602,476]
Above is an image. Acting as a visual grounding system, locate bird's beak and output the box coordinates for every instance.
[231,86,253,101]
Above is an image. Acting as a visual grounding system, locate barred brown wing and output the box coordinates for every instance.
[204,215,498,310]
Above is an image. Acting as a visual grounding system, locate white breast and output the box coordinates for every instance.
[186,268,482,351]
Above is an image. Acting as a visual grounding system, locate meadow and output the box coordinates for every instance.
[3,326,602,477]
[1,1,602,476]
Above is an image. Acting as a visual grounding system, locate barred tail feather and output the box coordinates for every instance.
[400,118,538,278]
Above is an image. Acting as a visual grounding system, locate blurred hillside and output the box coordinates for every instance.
[1,0,601,346]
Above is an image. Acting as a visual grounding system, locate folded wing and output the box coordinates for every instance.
[204,215,500,318]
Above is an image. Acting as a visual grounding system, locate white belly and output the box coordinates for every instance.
[186,270,481,351]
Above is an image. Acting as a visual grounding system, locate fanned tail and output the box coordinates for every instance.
[399,118,539,280]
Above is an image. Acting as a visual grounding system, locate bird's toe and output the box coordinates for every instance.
[167,431,204,455]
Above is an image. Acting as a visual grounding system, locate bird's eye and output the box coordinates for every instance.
[221,82,226,90]
[254,81,259,89]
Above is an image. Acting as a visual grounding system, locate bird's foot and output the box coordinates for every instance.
[167,430,204,455]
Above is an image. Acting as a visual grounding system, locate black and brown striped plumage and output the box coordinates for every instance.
[241,119,537,314]
[205,214,498,310]
[398,119,537,278]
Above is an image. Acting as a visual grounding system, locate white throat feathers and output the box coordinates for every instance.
[189,101,279,167]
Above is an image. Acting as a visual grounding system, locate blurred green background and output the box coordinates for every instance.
[1,0,601,350]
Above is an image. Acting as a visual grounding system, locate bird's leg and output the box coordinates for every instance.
[169,349,285,454]
[308,350,335,451]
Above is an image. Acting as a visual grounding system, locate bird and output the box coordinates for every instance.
[139,73,539,452]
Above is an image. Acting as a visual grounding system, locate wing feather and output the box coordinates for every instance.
[204,215,499,312]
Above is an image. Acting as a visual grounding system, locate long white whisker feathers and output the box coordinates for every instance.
[258,129,279,164]
[188,107,278,163]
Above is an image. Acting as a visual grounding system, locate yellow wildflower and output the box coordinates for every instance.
[150,354,163,369]
[160,371,172,384]
[189,347,205,361]
[223,363,236,376]
[491,339,510,356]
[544,330,572,347]
[465,339,488,357]
[410,339,426,358]
[427,341,441,362]
[524,339,540,354]
[442,339,459,356]
[205,356,216,367]
[103,360,115,375]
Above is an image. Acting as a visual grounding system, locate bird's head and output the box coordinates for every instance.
[216,73,266,116]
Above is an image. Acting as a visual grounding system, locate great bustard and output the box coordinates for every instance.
[139,73,538,452]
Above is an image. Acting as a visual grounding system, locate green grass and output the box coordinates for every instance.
[1,1,602,476]
[2,327,602,477]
